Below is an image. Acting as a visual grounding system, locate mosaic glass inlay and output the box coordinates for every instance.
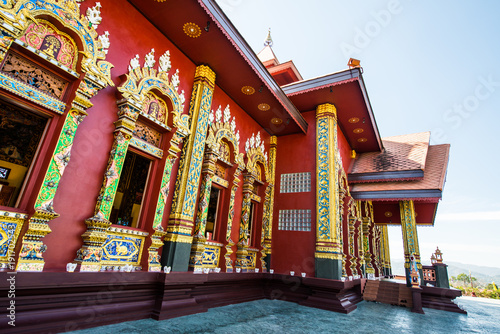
[278,209,312,231]
[279,172,311,193]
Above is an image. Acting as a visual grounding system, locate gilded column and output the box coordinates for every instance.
[339,187,347,277]
[163,65,216,272]
[189,150,218,270]
[380,224,392,276]
[147,131,187,271]
[236,174,254,271]
[356,201,365,276]
[400,200,423,286]
[348,216,356,276]
[261,136,277,271]
[74,101,138,272]
[224,166,244,272]
[362,220,375,277]
[373,225,382,276]
[315,103,342,279]
[16,77,110,271]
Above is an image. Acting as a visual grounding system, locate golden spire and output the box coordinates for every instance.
[264,28,273,47]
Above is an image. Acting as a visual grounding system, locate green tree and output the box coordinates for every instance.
[456,273,477,287]
[456,273,470,284]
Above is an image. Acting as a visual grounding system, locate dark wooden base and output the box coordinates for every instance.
[421,285,466,314]
[0,272,363,333]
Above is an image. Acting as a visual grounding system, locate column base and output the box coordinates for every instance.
[315,258,342,280]
[411,287,425,314]
[79,263,101,272]
[434,263,450,288]
[405,267,424,287]
[161,240,192,272]
[16,259,44,272]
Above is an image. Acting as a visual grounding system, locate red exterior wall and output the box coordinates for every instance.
[271,112,354,277]
[42,0,197,270]
[271,110,316,276]
[337,125,353,173]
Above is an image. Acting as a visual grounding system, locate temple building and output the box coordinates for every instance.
[0,1,461,332]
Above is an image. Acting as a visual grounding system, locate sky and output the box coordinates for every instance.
[215,0,500,268]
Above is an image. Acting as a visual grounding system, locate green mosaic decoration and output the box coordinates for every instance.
[34,109,83,210]
[94,132,132,220]
[152,156,176,229]
[193,174,213,236]
[239,192,252,245]
[225,185,238,241]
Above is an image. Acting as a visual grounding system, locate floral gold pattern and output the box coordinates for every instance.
[258,103,270,111]
[183,22,202,38]
[241,86,255,95]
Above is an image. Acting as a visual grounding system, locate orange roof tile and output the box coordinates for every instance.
[351,144,450,193]
[351,132,430,174]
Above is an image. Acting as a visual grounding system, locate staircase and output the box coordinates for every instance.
[362,280,412,308]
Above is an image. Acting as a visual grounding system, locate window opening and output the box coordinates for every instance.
[110,151,151,228]
[0,101,48,207]
[247,202,256,246]
[205,187,220,240]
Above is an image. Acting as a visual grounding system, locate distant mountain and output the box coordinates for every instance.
[389,259,500,286]
[446,261,500,277]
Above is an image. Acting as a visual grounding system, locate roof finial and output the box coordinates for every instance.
[264,28,273,47]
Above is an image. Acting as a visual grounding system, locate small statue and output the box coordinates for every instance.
[158,50,171,73]
[128,54,140,72]
[144,48,155,68]
[86,2,102,28]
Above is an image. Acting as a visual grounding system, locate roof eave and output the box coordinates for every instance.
[351,189,442,201]
[282,68,361,94]
[349,170,425,183]
[199,0,308,133]
[356,72,383,152]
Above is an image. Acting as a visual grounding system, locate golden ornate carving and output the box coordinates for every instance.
[1,51,68,99]
[315,103,342,266]
[194,65,216,88]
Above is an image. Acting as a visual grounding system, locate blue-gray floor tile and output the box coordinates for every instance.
[68,296,500,334]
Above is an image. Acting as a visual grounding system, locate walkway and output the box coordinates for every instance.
[70,296,500,334]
